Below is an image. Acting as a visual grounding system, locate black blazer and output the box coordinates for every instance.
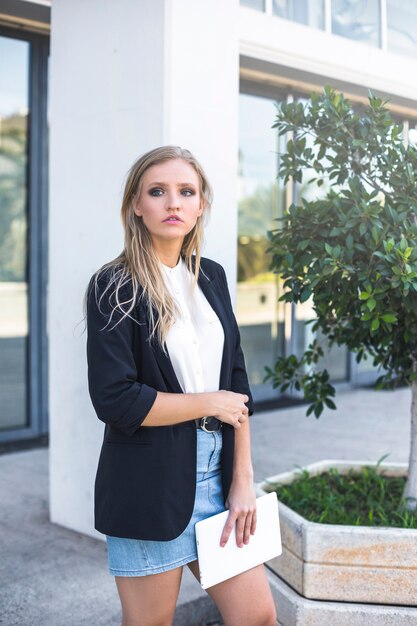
[86,257,253,540]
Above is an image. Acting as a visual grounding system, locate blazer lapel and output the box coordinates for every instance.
[138,302,183,393]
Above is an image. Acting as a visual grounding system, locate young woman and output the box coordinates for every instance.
[86,146,276,626]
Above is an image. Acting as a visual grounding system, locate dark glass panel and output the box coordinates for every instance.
[0,35,30,429]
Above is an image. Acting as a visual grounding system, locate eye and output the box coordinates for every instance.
[149,188,164,197]
[181,188,195,197]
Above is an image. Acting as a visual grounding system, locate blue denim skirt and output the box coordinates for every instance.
[106,428,225,577]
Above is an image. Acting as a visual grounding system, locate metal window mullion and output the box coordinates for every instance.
[273,109,287,362]
[28,35,41,436]
[37,36,49,435]
[323,0,332,33]
[288,177,299,363]
[27,32,49,439]
[380,0,387,51]
[264,0,273,16]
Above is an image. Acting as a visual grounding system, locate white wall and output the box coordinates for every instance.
[163,0,240,275]
[49,0,239,536]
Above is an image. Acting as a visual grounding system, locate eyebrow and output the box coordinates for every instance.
[146,181,197,188]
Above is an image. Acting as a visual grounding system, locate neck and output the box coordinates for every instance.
[154,241,183,268]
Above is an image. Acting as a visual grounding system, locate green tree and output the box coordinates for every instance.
[265,86,417,510]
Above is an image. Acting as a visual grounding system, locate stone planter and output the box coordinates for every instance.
[257,460,417,625]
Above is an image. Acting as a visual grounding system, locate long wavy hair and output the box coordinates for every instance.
[88,146,213,347]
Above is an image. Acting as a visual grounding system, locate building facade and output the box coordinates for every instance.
[1,0,417,534]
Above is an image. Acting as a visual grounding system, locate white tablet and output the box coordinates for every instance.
[195,491,282,589]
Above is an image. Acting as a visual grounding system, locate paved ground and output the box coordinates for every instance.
[251,386,411,481]
[0,387,411,626]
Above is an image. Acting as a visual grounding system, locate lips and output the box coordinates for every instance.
[163,215,183,222]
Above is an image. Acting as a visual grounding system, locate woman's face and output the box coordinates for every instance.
[134,158,203,249]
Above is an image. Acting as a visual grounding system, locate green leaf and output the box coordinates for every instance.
[383,239,394,253]
[371,318,380,331]
[359,292,370,300]
[318,143,326,160]
[367,298,376,311]
[314,402,324,418]
[381,313,397,323]
[300,287,312,303]
[306,404,315,417]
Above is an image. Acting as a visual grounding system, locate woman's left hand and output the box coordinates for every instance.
[220,478,257,548]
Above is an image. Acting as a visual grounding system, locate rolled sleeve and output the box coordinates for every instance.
[86,273,157,435]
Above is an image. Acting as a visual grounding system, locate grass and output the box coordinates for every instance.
[270,464,417,529]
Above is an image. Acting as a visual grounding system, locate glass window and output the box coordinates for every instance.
[273,0,325,29]
[387,1,417,58]
[241,0,265,10]
[238,94,284,395]
[239,91,351,401]
[0,36,30,430]
[332,0,380,47]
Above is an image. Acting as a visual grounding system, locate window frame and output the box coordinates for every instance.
[0,26,49,444]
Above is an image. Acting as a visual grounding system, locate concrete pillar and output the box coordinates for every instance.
[49,0,239,536]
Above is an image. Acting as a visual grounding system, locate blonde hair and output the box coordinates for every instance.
[89,146,213,347]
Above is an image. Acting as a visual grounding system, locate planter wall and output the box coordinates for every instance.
[257,460,417,607]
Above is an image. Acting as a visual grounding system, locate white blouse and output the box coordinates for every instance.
[161,258,225,394]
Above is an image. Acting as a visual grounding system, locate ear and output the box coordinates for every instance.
[133,202,142,217]
[197,201,204,217]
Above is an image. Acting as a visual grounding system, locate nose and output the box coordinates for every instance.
[166,191,181,211]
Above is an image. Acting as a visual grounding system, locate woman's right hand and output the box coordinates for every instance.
[209,390,249,429]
